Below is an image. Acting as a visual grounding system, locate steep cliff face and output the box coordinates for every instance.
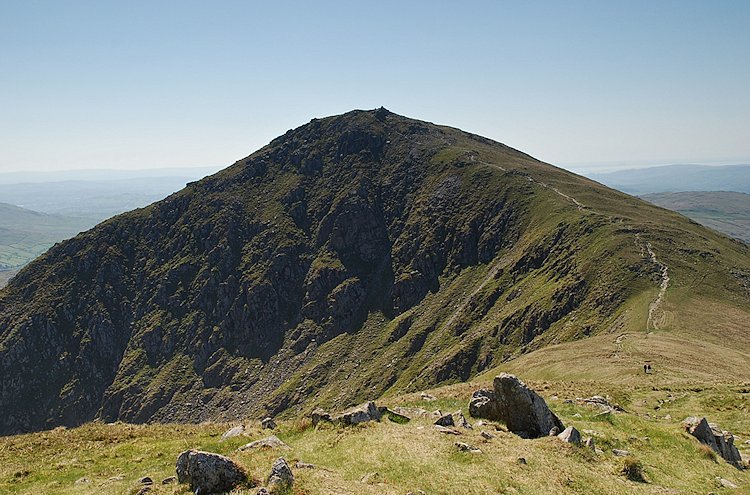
[1,109,749,435]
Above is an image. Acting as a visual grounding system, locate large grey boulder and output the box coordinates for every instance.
[684,417,743,467]
[175,450,247,494]
[333,401,381,425]
[469,373,564,438]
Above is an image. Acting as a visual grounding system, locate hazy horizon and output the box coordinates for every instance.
[2,2,749,174]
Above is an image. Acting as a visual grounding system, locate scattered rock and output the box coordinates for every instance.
[420,392,437,401]
[380,407,411,423]
[435,425,462,435]
[161,476,177,484]
[221,425,246,441]
[684,417,743,467]
[311,408,332,426]
[549,426,560,436]
[333,401,381,426]
[717,477,738,489]
[256,488,270,495]
[138,476,153,485]
[612,449,631,457]
[576,395,623,412]
[481,431,494,440]
[136,487,150,495]
[267,457,294,491]
[557,426,581,445]
[75,477,90,484]
[572,413,582,418]
[360,472,383,484]
[176,450,247,494]
[664,414,672,420]
[517,457,527,465]
[470,373,564,439]
[454,442,482,453]
[584,437,596,450]
[434,413,455,427]
[452,410,472,429]
[238,435,289,451]
[261,417,277,430]
[295,461,315,469]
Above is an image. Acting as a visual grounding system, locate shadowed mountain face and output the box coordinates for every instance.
[1,109,749,435]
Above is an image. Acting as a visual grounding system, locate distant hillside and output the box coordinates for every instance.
[642,191,750,244]
[0,167,219,221]
[0,202,90,270]
[589,164,750,195]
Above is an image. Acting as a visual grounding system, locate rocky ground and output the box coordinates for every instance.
[1,373,747,495]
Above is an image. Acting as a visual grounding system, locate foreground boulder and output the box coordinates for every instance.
[684,417,743,467]
[469,373,564,438]
[176,450,247,494]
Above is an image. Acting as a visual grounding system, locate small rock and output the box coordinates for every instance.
[161,476,177,484]
[517,457,527,465]
[295,461,315,469]
[717,477,738,489]
[557,426,581,445]
[256,488,270,495]
[75,477,90,484]
[420,392,437,401]
[549,426,560,436]
[136,487,150,495]
[480,431,494,440]
[452,410,472,429]
[434,413,455,427]
[454,442,482,453]
[268,457,294,490]
[435,425,462,435]
[176,450,247,494]
[360,472,383,484]
[663,414,672,420]
[381,407,411,423]
[612,449,631,457]
[238,435,289,451]
[138,476,153,485]
[221,425,245,441]
[261,417,277,430]
[595,447,604,455]
[572,413,582,418]
[584,437,595,450]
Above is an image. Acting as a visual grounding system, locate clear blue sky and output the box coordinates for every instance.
[1,0,749,173]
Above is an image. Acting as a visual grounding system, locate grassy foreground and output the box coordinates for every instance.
[1,376,747,495]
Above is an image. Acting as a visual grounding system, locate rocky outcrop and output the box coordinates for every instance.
[684,417,743,467]
[469,373,564,439]
[175,450,247,494]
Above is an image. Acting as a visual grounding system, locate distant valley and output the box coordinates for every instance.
[589,163,750,195]
[0,167,219,286]
[641,191,750,244]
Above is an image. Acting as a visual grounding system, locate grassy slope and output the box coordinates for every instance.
[642,191,750,244]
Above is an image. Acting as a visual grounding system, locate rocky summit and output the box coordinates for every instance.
[1,108,750,436]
